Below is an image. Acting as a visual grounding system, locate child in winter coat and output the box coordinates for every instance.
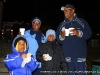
[36,29,68,75]
[4,36,38,75]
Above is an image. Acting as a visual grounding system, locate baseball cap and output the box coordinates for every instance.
[61,4,75,11]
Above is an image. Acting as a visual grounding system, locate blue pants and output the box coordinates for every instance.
[32,68,40,75]
[67,62,88,75]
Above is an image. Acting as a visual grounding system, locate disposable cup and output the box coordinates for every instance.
[65,29,69,36]
[19,28,25,35]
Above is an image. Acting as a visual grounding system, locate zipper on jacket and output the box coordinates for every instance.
[25,65,29,75]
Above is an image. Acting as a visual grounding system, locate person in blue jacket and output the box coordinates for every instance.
[24,17,46,57]
[23,17,46,75]
[4,36,38,75]
[56,4,92,75]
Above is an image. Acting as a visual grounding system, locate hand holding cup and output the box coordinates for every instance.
[69,28,75,36]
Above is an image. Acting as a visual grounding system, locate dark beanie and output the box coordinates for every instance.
[14,37,27,47]
[31,17,41,25]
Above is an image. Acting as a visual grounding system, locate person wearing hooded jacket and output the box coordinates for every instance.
[56,4,92,75]
[36,29,68,75]
[4,36,38,75]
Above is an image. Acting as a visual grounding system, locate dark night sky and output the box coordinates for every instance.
[2,0,100,31]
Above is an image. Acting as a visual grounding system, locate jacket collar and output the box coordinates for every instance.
[65,15,77,22]
[30,28,41,35]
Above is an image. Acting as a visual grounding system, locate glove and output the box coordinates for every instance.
[21,59,27,68]
[43,54,52,61]
[21,53,32,68]
[26,56,31,63]
[26,53,32,63]
[27,53,32,57]
[46,54,52,61]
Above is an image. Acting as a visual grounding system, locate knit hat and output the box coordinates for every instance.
[46,29,56,39]
[31,17,41,25]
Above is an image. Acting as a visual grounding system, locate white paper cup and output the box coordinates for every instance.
[69,28,74,33]
[65,29,69,36]
[69,28,75,35]
[19,28,25,35]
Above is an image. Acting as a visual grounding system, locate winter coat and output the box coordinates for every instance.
[24,29,46,68]
[36,41,68,75]
[4,36,38,75]
[24,29,46,57]
[56,16,92,61]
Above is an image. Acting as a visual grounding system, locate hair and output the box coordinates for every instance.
[14,37,27,47]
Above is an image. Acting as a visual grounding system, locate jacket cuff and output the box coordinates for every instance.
[77,30,83,38]
[59,35,65,41]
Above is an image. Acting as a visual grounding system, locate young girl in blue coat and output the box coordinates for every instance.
[4,36,38,75]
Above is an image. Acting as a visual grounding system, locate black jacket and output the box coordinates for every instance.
[36,41,68,75]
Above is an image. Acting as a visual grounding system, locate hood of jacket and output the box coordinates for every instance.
[12,35,29,54]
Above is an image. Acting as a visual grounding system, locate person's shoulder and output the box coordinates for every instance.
[6,53,18,57]
[55,41,61,46]
[38,43,47,48]
[25,29,30,32]
[55,42,62,51]
[59,20,64,25]
[76,17,87,22]
[54,41,61,48]
[25,29,30,33]
[41,42,48,46]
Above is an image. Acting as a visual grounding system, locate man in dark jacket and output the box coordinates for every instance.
[56,4,92,75]
[36,29,68,75]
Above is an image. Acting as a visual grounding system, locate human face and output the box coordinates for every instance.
[47,34,55,42]
[17,40,26,52]
[63,8,75,21]
[32,20,41,31]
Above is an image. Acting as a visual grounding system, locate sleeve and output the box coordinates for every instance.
[24,30,30,38]
[58,47,68,71]
[4,54,23,71]
[36,45,44,62]
[24,30,38,57]
[77,19,92,40]
[26,55,39,72]
[59,51,68,75]
[56,22,64,44]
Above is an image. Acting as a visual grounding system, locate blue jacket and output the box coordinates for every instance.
[24,29,46,58]
[56,16,92,61]
[4,36,38,75]
[24,29,46,68]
